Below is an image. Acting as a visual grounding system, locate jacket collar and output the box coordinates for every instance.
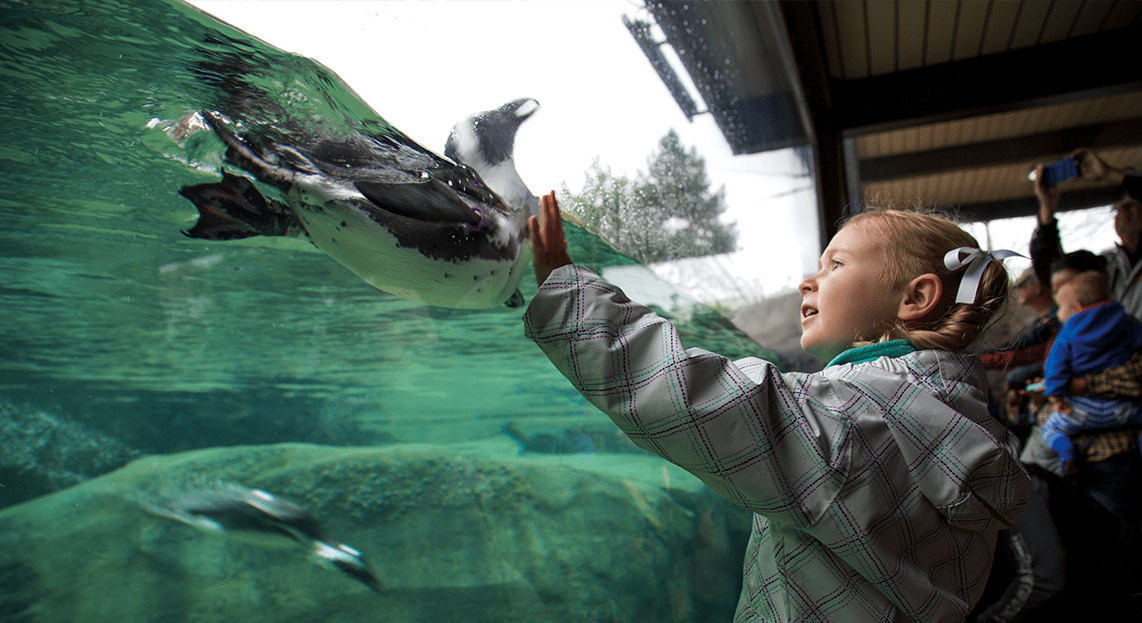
[826,339,916,368]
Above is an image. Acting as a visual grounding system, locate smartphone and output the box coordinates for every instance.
[1028,158,1080,186]
[1024,381,1046,392]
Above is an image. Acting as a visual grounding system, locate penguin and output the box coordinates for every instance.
[138,483,381,593]
[445,98,540,220]
[178,109,530,309]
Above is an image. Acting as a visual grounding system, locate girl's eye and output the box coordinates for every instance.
[831,260,842,270]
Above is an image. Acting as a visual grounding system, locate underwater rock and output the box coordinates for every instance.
[0,559,39,623]
[0,442,748,623]
[0,400,141,509]
[0,392,393,512]
[501,422,649,455]
[671,305,789,370]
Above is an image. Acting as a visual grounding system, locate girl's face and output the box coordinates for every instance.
[799,220,906,361]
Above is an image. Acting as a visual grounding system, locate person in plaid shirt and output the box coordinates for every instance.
[525,193,1030,622]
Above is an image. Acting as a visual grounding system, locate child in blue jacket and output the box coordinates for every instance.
[1042,270,1142,473]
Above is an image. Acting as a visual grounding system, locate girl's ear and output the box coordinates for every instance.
[897,273,943,321]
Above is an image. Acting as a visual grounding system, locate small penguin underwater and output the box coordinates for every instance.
[178,106,532,309]
[138,483,381,593]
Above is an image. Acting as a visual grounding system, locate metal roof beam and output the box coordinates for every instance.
[860,119,1142,183]
[956,187,1127,223]
[835,25,1142,136]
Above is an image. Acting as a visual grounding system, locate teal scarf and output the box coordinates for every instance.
[825,339,916,369]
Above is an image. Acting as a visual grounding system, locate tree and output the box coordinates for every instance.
[563,130,737,264]
[560,157,633,251]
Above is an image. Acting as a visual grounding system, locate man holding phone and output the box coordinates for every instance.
[1032,148,1142,316]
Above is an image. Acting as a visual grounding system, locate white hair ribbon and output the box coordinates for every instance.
[944,247,1026,304]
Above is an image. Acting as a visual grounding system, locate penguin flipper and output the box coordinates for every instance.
[354,179,482,226]
[501,422,529,454]
[180,205,260,240]
[503,289,525,308]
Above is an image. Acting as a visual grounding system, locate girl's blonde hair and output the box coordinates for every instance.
[843,208,1010,352]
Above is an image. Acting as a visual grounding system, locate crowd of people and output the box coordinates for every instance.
[970,148,1142,621]
[985,148,1142,513]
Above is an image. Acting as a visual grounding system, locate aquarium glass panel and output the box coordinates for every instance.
[0,2,815,621]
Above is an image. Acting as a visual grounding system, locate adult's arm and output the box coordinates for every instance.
[1030,162,1065,290]
[1073,350,1142,399]
[979,341,1050,372]
[1029,219,1063,295]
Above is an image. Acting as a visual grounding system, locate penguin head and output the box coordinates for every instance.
[313,541,383,593]
[445,98,539,169]
[446,98,540,219]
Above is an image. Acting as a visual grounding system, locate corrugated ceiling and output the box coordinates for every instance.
[856,92,1142,159]
[821,0,1142,214]
[819,0,1142,81]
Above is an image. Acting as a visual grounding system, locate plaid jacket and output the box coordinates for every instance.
[524,266,1030,623]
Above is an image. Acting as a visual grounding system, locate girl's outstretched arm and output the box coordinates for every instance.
[529,191,572,286]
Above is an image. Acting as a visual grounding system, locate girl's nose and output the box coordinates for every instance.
[799,276,815,296]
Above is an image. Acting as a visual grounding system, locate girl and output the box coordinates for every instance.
[524,193,1030,623]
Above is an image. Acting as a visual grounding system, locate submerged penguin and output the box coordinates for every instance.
[138,483,381,593]
[179,109,530,309]
[445,98,540,221]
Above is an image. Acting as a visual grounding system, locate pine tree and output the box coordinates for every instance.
[560,157,633,251]
[635,129,737,262]
[563,131,737,264]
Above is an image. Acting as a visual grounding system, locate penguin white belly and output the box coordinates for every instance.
[289,185,525,309]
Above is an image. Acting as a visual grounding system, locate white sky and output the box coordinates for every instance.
[184,1,1120,305]
[187,0,818,302]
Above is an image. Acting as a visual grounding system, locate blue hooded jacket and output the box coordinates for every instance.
[1043,301,1142,396]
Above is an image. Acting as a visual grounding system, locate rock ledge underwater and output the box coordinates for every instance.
[0,442,749,623]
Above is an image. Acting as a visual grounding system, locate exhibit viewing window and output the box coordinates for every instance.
[0,2,821,622]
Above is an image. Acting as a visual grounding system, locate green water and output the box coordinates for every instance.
[4,0,569,445]
[2,0,782,457]
[0,1,779,619]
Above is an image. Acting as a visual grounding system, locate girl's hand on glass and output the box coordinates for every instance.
[529,191,572,286]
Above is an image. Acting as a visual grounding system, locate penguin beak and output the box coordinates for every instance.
[504,98,539,125]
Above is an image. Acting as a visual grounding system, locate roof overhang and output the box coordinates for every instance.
[636,0,1142,248]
